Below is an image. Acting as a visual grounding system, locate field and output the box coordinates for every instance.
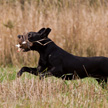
[0,67,107,108]
[0,0,108,108]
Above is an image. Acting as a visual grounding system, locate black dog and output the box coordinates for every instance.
[17,28,108,83]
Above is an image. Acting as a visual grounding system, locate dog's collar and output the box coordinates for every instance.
[16,38,53,51]
[33,38,53,46]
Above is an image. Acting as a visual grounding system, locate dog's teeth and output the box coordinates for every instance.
[16,44,21,48]
[22,41,26,44]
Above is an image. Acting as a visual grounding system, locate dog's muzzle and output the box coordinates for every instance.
[16,40,32,52]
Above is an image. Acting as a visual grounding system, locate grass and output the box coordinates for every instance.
[0,67,107,108]
[0,0,108,66]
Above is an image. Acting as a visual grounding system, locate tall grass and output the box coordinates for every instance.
[0,0,108,66]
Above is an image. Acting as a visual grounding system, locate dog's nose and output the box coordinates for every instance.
[18,35,21,39]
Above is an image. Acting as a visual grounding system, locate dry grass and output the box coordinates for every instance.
[0,0,108,66]
[0,67,107,108]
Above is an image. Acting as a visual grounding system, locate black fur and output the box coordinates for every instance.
[17,28,108,83]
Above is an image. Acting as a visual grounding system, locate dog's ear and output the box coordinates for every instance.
[40,28,51,38]
[38,28,46,34]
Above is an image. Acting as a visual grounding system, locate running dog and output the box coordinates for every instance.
[16,28,108,83]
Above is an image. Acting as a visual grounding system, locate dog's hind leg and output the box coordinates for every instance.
[39,66,63,79]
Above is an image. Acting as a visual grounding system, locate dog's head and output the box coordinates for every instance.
[16,28,51,52]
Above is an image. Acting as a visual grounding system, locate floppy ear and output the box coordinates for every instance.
[38,28,46,34]
[40,28,51,38]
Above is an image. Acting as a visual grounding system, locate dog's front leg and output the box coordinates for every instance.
[17,67,37,77]
[17,65,46,78]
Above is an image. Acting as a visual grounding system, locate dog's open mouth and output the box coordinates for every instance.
[16,44,27,52]
[16,41,30,52]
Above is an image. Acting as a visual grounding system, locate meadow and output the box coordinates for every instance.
[0,0,108,107]
[0,67,108,108]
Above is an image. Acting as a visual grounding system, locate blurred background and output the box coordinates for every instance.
[0,0,108,67]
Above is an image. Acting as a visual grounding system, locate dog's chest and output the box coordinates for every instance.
[40,54,51,66]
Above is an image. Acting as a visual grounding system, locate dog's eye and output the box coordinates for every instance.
[28,33,32,38]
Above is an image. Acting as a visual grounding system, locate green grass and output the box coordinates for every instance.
[0,67,37,82]
[0,67,108,108]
